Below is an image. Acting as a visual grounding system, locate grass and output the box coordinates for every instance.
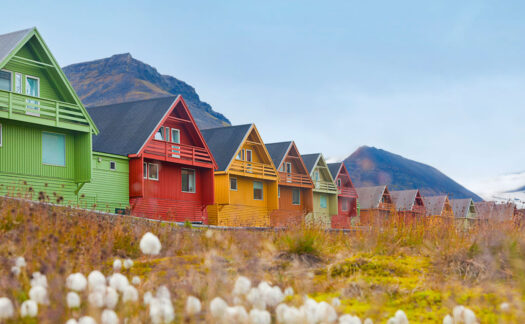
[0,197,524,323]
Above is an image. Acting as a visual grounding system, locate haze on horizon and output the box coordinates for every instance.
[1,0,524,195]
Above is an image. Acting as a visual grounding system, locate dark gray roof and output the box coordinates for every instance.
[301,154,321,174]
[451,198,473,219]
[475,201,515,221]
[422,196,446,216]
[327,163,342,179]
[390,189,419,211]
[87,96,177,156]
[265,142,292,169]
[0,28,33,67]
[201,124,252,172]
[355,186,387,209]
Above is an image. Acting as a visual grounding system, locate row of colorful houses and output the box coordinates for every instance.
[0,27,520,228]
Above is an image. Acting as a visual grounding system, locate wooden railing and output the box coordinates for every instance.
[0,89,90,131]
[144,140,214,167]
[278,172,312,186]
[338,187,358,197]
[378,202,394,211]
[230,160,277,178]
[413,205,426,215]
[313,180,337,192]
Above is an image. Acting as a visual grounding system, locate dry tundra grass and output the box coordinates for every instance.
[1,197,525,323]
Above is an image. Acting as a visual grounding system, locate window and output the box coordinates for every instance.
[143,162,148,179]
[279,164,285,172]
[253,181,263,200]
[337,179,341,187]
[278,186,280,198]
[230,177,237,191]
[245,149,253,162]
[42,132,66,166]
[0,70,11,91]
[342,199,349,211]
[164,127,170,142]
[110,161,116,170]
[25,76,40,116]
[171,129,180,144]
[236,149,244,160]
[14,73,22,93]
[292,188,300,205]
[286,162,292,173]
[154,127,164,140]
[148,163,159,180]
[320,195,327,208]
[181,169,195,193]
[313,171,320,182]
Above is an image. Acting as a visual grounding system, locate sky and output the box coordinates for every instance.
[2,0,524,194]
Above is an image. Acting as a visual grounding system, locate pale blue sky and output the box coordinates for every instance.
[2,0,524,192]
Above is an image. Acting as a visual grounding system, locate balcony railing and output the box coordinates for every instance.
[378,202,394,211]
[0,89,91,131]
[313,180,337,192]
[230,160,277,179]
[144,140,214,167]
[278,172,313,187]
[338,187,358,197]
[412,205,426,215]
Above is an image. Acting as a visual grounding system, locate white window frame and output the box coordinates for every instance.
[230,177,238,191]
[0,69,12,91]
[165,127,170,142]
[155,126,164,140]
[286,162,292,173]
[25,75,40,116]
[42,131,66,167]
[181,168,196,193]
[245,149,253,162]
[143,162,148,179]
[110,161,116,170]
[170,128,181,158]
[236,149,243,160]
[148,163,159,181]
[292,188,301,205]
[171,128,180,144]
[253,180,263,200]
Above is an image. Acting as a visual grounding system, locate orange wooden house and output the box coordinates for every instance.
[355,185,395,225]
[265,141,314,227]
[422,195,454,224]
[327,162,359,228]
[390,189,426,223]
[201,124,279,227]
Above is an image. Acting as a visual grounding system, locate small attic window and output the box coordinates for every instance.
[154,127,164,140]
[0,70,12,91]
[110,161,116,170]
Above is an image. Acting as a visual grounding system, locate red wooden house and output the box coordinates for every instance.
[390,189,426,224]
[88,96,216,222]
[327,162,359,228]
[355,185,395,226]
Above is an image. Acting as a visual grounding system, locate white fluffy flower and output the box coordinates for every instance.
[65,319,78,324]
[123,259,134,269]
[233,276,251,296]
[30,272,48,288]
[186,296,202,315]
[210,297,228,319]
[113,259,122,272]
[29,286,49,305]
[109,273,129,293]
[247,287,265,310]
[205,230,213,238]
[11,266,20,276]
[15,256,26,268]
[140,232,162,255]
[78,316,97,324]
[132,276,141,286]
[223,306,249,323]
[0,297,15,319]
[105,287,119,309]
[67,292,81,308]
[88,285,106,308]
[156,286,171,300]
[394,310,408,324]
[284,287,294,297]
[143,291,153,305]
[315,301,337,323]
[453,305,477,324]
[443,315,453,324]
[123,285,139,303]
[20,299,38,317]
[364,318,373,324]
[249,308,271,324]
[500,302,510,312]
[67,273,88,292]
[282,305,307,324]
[339,314,362,324]
[101,309,119,324]
[332,297,341,307]
[88,270,106,290]
[149,297,175,324]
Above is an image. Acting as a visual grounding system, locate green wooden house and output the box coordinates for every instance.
[0,27,103,206]
[301,153,338,227]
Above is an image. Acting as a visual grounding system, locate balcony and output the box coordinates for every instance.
[412,205,426,215]
[143,140,214,168]
[313,180,337,193]
[278,172,313,187]
[0,90,91,132]
[229,160,277,179]
[338,187,358,198]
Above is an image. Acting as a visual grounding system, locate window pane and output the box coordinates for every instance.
[26,77,38,97]
[230,178,237,190]
[171,129,180,144]
[165,127,170,142]
[182,169,195,193]
[149,163,159,180]
[154,127,164,140]
[236,150,243,160]
[246,150,252,162]
[320,195,327,208]
[292,189,300,205]
[42,132,65,166]
[286,163,292,173]
[342,200,349,211]
[0,70,11,91]
[253,181,263,200]
[15,73,21,93]
[143,163,147,179]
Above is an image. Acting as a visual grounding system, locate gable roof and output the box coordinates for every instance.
[327,162,343,179]
[390,189,420,211]
[475,201,515,221]
[201,124,253,172]
[0,27,98,134]
[356,185,388,209]
[88,96,177,156]
[451,198,474,219]
[422,195,447,216]
[265,141,292,169]
[301,153,321,175]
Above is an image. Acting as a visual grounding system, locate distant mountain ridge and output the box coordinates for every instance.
[63,53,230,129]
[344,146,483,201]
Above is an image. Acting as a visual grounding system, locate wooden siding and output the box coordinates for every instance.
[207,204,270,227]
[307,191,338,227]
[131,197,208,223]
[332,197,359,229]
[270,186,313,227]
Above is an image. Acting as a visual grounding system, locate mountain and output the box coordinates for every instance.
[344,146,483,201]
[63,53,230,129]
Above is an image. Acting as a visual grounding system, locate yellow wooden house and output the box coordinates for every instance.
[201,124,279,227]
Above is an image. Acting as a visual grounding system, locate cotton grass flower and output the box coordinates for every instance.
[140,232,162,255]
[185,296,202,316]
[210,297,228,319]
[332,297,341,307]
[364,318,373,324]
[149,297,175,324]
[113,259,122,271]
[223,305,249,323]
[123,258,134,269]
[339,314,362,324]
[29,285,49,305]
[20,299,38,317]
[233,276,251,296]
[443,315,453,324]
[88,270,106,289]
[67,273,88,292]
[122,285,139,303]
[453,305,477,324]
[67,292,81,308]
[0,297,14,319]
[394,310,408,324]
[143,291,153,305]
[500,302,510,312]
[15,256,27,268]
[284,287,294,297]
[249,308,271,324]
[109,273,129,293]
[11,266,21,276]
[101,309,120,324]
[132,276,141,286]
[78,316,97,324]
[105,287,119,309]
[65,319,78,324]
[30,272,48,288]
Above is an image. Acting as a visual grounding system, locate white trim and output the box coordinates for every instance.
[171,128,180,144]
[25,75,40,116]
[181,168,196,193]
[292,188,300,205]
[143,162,148,179]
[14,72,22,93]
[41,131,66,167]
[286,162,292,173]
[224,124,253,171]
[230,177,238,191]
[253,180,264,200]
[245,149,253,162]
[109,161,116,171]
[0,69,12,91]
[148,163,159,181]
